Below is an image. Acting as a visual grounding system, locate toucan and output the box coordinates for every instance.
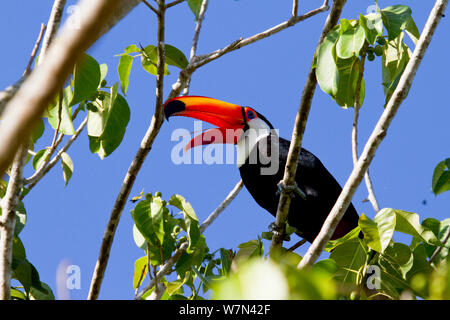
[163,96,359,243]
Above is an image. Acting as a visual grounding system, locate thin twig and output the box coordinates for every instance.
[269,0,346,255]
[23,24,47,76]
[191,4,330,71]
[166,0,185,9]
[39,0,66,64]
[200,180,243,233]
[298,0,448,269]
[287,239,307,252]
[169,1,330,99]
[136,180,243,299]
[183,0,209,95]
[292,0,299,17]
[351,44,381,213]
[142,0,158,14]
[429,227,450,264]
[23,117,87,193]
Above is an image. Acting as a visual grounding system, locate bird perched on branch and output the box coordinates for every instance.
[164,96,359,243]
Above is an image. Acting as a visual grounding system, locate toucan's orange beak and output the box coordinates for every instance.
[164,96,245,150]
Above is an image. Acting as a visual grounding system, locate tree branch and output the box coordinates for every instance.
[351,44,381,213]
[23,24,47,76]
[183,0,209,95]
[23,117,87,193]
[0,146,28,299]
[87,0,167,300]
[0,0,123,177]
[166,0,185,9]
[39,0,66,64]
[135,180,243,299]
[298,0,448,269]
[142,0,158,15]
[269,0,347,255]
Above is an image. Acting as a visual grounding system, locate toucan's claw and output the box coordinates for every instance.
[276,181,307,200]
[268,222,291,241]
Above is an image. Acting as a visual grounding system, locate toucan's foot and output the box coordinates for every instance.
[276,181,307,200]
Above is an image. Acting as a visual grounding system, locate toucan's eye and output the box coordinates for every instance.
[247,110,256,120]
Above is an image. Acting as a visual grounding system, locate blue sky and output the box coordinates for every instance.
[0,0,448,299]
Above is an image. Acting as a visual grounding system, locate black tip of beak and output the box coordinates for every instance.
[164,99,186,121]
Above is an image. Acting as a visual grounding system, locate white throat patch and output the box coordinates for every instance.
[236,118,274,167]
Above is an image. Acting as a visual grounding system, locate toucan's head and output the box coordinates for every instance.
[163,96,274,151]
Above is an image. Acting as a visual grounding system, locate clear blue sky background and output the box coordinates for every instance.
[0,0,448,299]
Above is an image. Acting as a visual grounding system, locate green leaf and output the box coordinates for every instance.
[334,57,365,108]
[381,33,411,104]
[336,21,365,59]
[14,202,27,236]
[432,158,450,195]
[316,26,340,96]
[421,218,450,263]
[60,152,74,186]
[150,197,166,245]
[330,238,367,284]
[359,210,396,253]
[70,53,101,106]
[383,242,414,279]
[133,223,147,250]
[360,11,383,45]
[30,119,45,144]
[140,45,169,76]
[219,248,233,277]
[381,5,412,41]
[118,54,133,95]
[165,44,189,69]
[325,226,361,252]
[387,209,441,246]
[133,256,148,290]
[169,194,200,253]
[132,200,158,245]
[44,86,75,135]
[234,239,263,264]
[404,17,420,45]
[13,235,26,260]
[87,87,130,159]
[30,282,55,300]
[99,63,108,88]
[32,149,51,171]
[187,0,202,19]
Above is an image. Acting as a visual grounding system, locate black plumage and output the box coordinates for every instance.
[239,132,359,243]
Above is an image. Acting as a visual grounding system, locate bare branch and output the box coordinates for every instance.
[136,180,243,299]
[183,0,209,95]
[269,0,347,254]
[166,0,185,9]
[429,227,450,264]
[200,180,243,233]
[39,0,66,64]
[24,117,87,192]
[142,0,158,14]
[191,4,330,70]
[88,0,167,300]
[23,24,47,76]
[0,145,28,299]
[292,0,299,17]
[298,0,448,269]
[351,44,381,213]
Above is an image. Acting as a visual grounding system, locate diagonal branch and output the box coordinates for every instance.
[135,180,243,299]
[269,0,346,254]
[298,0,448,269]
[39,0,66,64]
[0,0,122,177]
[87,0,167,301]
[183,0,209,95]
[351,44,381,213]
[23,117,88,193]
